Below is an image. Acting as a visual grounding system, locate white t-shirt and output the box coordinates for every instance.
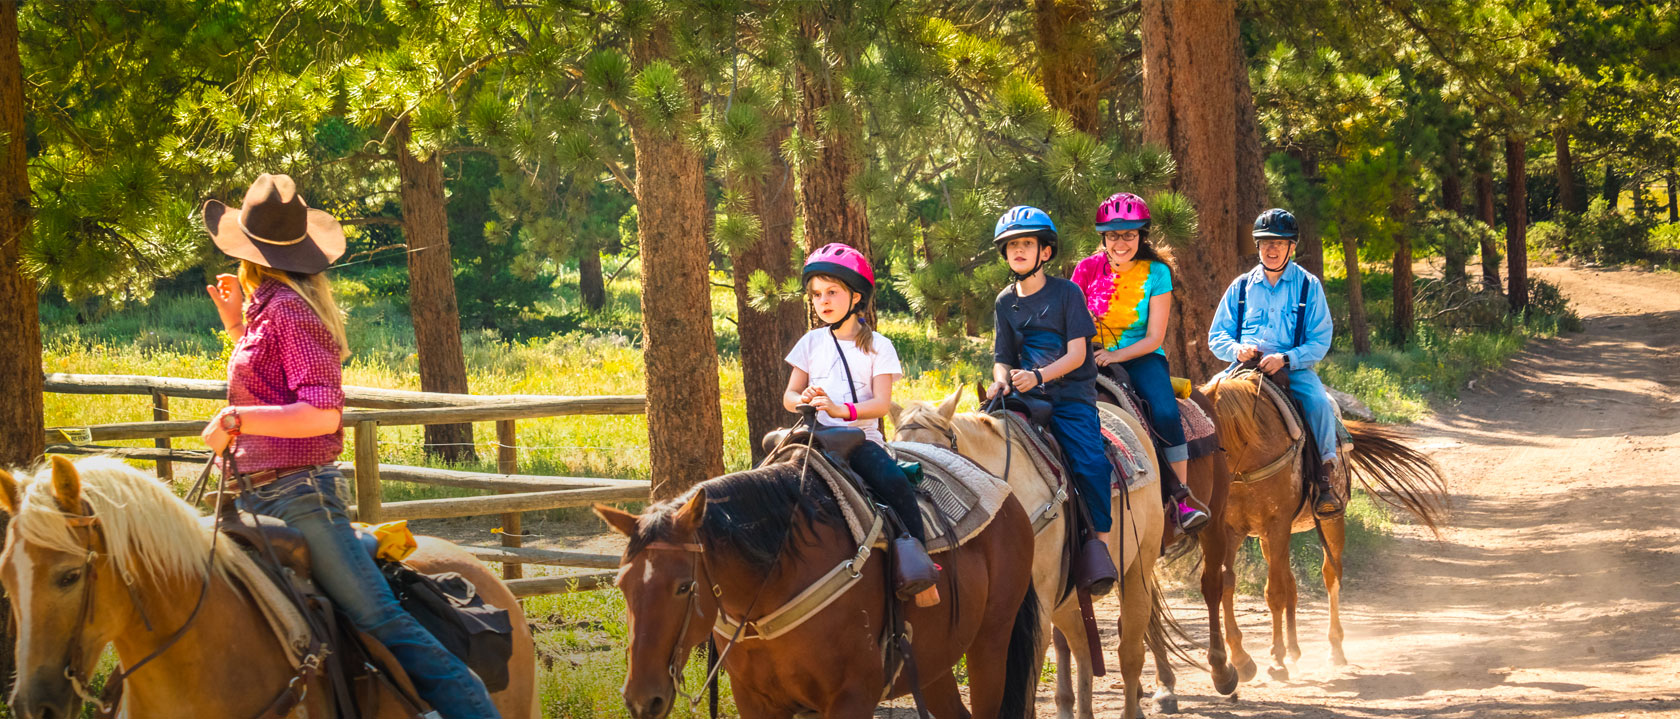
[785,327,903,445]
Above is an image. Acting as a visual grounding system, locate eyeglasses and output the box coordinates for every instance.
[1101,231,1140,243]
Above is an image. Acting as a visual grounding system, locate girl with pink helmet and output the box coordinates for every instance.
[782,243,940,604]
[1070,193,1210,534]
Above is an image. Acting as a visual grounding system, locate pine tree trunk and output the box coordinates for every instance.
[1291,149,1325,280]
[1232,29,1267,261]
[1601,164,1619,209]
[395,119,477,463]
[1555,126,1578,215]
[734,124,803,464]
[796,11,870,302]
[1442,142,1468,284]
[1668,167,1678,223]
[629,22,726,499]
[1505,135,1529,315]
[1475,162,1503,292]
[1033,0,1101,134]
[1632,175,1648,219]
[578,248,605,311]
[0,0,37,686]
[1142,0,1246,381]
[1341,236,1371,355]
[1391,198,1415,347]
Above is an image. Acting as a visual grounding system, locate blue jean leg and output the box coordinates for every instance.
[1047,400,1114,533]
[1119,354,1189,463]
[237,469,501,719]
[1286,369,1339,462]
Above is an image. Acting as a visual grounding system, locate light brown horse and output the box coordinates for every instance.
[890,390,1167,719]
[1203,371,1446,681]
[1090,382,1242,709]
[0,456,537,719]
[596,446,1040,719]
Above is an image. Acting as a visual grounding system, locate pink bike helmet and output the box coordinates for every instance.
[1095,192,1151,232]
[802,243,876,298]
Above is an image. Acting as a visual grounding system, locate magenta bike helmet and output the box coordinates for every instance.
[1095,192,1151,232]
[803,242,876,300]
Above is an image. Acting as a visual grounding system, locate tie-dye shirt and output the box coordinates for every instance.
[1069,252,1173,355]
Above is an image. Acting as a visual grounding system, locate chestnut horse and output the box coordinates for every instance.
[1203,370,1446,680]
[1091,381,1242,709]
[596,445,1040,719]
[890,390,1169,719]
[0,456,537,719]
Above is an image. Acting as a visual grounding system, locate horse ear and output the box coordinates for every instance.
[0,468,19,516]
[938,386,962,419]
[974,381,987,408]
[671,490,708,534]
[49,456,83,514]
[593,503,641,537]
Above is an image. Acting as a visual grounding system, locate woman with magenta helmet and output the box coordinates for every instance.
[1069,192,1210,533]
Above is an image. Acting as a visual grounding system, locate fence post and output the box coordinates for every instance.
[497,419,523,580]
[152,392,171,482]
[355,421,382,523]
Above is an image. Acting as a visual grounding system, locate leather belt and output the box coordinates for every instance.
[238,465,322,490]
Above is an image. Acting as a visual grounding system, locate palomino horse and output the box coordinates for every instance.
[1091,379,1242,708]
[890,390,1167,719]
[1203,370,1446,680]
[596,445,1040,719]
[0,456,537,719]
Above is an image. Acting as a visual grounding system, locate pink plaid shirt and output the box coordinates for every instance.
[226,281,345,473]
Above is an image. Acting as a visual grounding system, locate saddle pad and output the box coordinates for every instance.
[1097,405,1157,493]
[213,535,314,669]
[770,444,1012,555]
[1179,397,1221,461]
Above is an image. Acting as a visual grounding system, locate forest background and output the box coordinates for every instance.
[0,0,1677,714]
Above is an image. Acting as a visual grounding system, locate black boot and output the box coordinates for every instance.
[1312,459,1344,518]
[891,534,941,602]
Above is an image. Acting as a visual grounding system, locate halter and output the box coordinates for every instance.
[895,419,957,452]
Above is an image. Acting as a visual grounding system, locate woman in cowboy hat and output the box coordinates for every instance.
[197,173,500,719]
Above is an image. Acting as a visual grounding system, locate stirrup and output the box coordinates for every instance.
[892,535,940,601]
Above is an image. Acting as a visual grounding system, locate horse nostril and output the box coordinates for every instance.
[647,696,665,718]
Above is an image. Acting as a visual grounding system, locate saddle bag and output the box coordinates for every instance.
[379,561,515,693]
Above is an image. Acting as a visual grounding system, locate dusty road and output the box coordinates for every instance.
[1054,266,1680,718]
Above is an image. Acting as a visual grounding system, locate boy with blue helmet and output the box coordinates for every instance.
[1208,208,1343,517]
[986,206,1120,594]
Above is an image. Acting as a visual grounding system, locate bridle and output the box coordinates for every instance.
[896,418,957,452]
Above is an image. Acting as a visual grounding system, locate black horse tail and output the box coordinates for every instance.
[999,585,1042,719]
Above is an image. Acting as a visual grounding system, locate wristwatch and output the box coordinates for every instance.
[219,408,243,436]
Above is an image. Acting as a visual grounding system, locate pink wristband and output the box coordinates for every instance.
[845,403,857,421]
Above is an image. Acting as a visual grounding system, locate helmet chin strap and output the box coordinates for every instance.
[1261,241,1296,273]
[1010,255,1045,284]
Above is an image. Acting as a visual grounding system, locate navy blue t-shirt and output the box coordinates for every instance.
[993,276,1098,404]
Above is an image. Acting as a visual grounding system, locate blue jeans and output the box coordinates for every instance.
[1283,369,1340,462]
[1047,400,1115,533]
[1119,353,1189,463]
[236,468,501,719]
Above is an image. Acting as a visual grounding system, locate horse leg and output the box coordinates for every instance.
[731,686,792,719]
[1257,525,1293,681]
[966,591,1027,719]
[1319,515,1349,667]
[1053,626,1075,719]
[1051,601,1095,719]
[1145,613,1179,714]
[924,671,974,719]
[1221,531,1257,683]
[1201,526,1238,696]
[820,690,881,719]
[1117,567,1151,719]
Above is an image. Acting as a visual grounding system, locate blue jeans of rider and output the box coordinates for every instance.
[1118,353,1189,464]
[1046,400,1114,533]
[1285,369,1340,463]
[235,467,501,719]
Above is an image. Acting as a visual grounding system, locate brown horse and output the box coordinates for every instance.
[890,390,1168,719]
[0,455,537,719]
[1203,370,1446,680]
[596,446,1040,719]
[1090,382,1242,709]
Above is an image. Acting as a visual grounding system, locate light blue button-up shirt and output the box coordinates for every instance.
[1207,263,1333,369]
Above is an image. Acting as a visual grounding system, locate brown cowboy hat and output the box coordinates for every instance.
[202,173,346,275]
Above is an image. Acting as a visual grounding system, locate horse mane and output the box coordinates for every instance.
[1206,374,1268,450]
[632,451,840,575]
[5,456,211,588]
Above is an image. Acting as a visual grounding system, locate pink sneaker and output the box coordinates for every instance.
[1177,501,1210,532]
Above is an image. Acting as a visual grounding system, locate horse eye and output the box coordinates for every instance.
[57,568,82,588]
[675,581,696,596]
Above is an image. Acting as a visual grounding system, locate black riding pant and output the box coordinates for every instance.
[849,441,927,542]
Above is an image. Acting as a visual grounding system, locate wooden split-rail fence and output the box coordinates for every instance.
[42,373,646,598]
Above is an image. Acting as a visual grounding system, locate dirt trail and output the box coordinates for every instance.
[1061,266,1680,718]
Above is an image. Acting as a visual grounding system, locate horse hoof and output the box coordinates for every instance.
[1213,666,1240,696]
[1225,690,1241,705]
[1236,658,1259,683]
[1330,649,1348,667]
[1153,692,1180,714]
[1267,664,1290,682]
[1288,648,1302,663]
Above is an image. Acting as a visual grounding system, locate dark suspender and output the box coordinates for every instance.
[1235,270,1314,351]
[829,329,860,404]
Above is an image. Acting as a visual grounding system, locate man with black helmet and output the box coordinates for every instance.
[1207,208,1344,517]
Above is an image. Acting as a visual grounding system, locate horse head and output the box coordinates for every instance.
[597,491,717,719]
[0,457,135,719]
[1202,371,1285,472]
[889,386,964,450]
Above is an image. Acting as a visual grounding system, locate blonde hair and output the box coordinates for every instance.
[807,273,876,355]
[239,260,350,360]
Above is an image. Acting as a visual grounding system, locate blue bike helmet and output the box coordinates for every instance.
[1252,208,1299,239]
[993,205,1059,260]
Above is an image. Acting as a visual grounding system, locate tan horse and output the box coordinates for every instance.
[891,389,1166,719]
[0,456,538,719]
[1203,372,1446,681]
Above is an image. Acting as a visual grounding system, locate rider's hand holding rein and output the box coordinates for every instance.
[1257,353,1288,374]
